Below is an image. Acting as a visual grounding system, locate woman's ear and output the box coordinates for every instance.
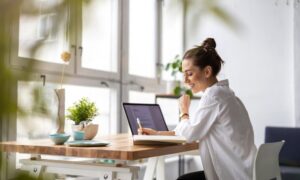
[204,66,213,78]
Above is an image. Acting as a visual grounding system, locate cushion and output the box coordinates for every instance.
[265,126,300,167]
[281,166,300,180]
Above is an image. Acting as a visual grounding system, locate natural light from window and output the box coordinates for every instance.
[128,0,156,78]
[18,0,68,63]
[162,0,184,81]
[81,0,117,72]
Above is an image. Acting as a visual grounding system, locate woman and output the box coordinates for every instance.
[140,38,257,180]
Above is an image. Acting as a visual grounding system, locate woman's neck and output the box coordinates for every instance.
[194,77,218,94]
[207,77,218,88]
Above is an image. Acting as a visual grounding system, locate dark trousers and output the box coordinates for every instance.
[177,171,206,180]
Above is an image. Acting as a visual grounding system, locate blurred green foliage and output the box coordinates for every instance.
[0,0,65,179]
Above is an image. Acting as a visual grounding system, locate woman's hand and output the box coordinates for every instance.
[179,94,190,115]
[138,128,175,136]
[138,128,158,135]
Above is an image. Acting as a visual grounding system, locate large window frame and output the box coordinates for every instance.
[75,0,121,80]
[5,0,186,141]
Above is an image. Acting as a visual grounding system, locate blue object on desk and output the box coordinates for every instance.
[49,133,70,145]
[66,140,109,147]
[73,131,85,140]
[265,126,300,180]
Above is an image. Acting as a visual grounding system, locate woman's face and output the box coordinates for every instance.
[182,59,208,93]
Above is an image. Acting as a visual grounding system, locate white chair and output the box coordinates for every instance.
[253,141,285,180]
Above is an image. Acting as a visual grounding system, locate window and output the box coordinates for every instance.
[81,0,118,72]
[128,0,156,78]
[17,81,57,140]
[18,0,69,64]
[161,0,184,81]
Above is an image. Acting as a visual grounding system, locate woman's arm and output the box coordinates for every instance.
[179,94,190,119]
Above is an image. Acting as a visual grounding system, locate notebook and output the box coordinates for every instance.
[123,103,186,145]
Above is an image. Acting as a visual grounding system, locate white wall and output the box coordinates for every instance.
[186,0,295,145]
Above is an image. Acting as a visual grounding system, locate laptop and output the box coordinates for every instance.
[123,103,186,144]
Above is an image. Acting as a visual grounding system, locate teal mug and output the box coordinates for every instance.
[73,131,85,140]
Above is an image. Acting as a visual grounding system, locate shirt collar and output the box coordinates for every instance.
[201,79,229,96]
[216,79,229,87]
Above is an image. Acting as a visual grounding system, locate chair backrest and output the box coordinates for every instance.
[253,141,285,180]
[265,126,300,166]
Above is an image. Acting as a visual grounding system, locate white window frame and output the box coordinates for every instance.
[75,0,121,80]
[121,0,162,87]
[119,0,166,132]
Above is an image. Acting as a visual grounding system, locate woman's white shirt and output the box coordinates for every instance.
[174,79,257,180]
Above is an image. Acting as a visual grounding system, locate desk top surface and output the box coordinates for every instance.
[0,134,198,160]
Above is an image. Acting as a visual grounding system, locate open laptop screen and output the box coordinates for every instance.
[123,103,169,135]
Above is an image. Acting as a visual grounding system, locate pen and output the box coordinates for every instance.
[137,118,143,129]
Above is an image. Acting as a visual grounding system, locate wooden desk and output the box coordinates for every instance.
[0,134,198,180]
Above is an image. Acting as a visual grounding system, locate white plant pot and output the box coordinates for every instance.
[83,124,98,140]
[166,81,175,94]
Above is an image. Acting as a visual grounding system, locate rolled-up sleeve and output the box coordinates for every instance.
[174,96,219,142]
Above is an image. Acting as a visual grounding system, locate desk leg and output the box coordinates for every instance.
[143,156,165,180]
[143,157,158,180]
[156,156,165,180]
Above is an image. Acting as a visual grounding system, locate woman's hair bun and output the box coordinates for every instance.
[202,38,216,49]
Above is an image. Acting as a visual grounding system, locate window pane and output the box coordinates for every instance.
[17,81,57,140]
[81,0,117,72]
[19,0,69,64]
[129,0,156,78]
[162,0,184,80]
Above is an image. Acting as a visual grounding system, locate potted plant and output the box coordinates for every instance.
[165,55,193,97]
[66,97,99,140]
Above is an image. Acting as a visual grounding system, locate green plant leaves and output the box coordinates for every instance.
[66,97,99,125]
[173,86,182,96]
[165,55,183,79]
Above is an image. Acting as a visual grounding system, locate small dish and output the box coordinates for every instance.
[65,140,109,147]
[49,133,70,145]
